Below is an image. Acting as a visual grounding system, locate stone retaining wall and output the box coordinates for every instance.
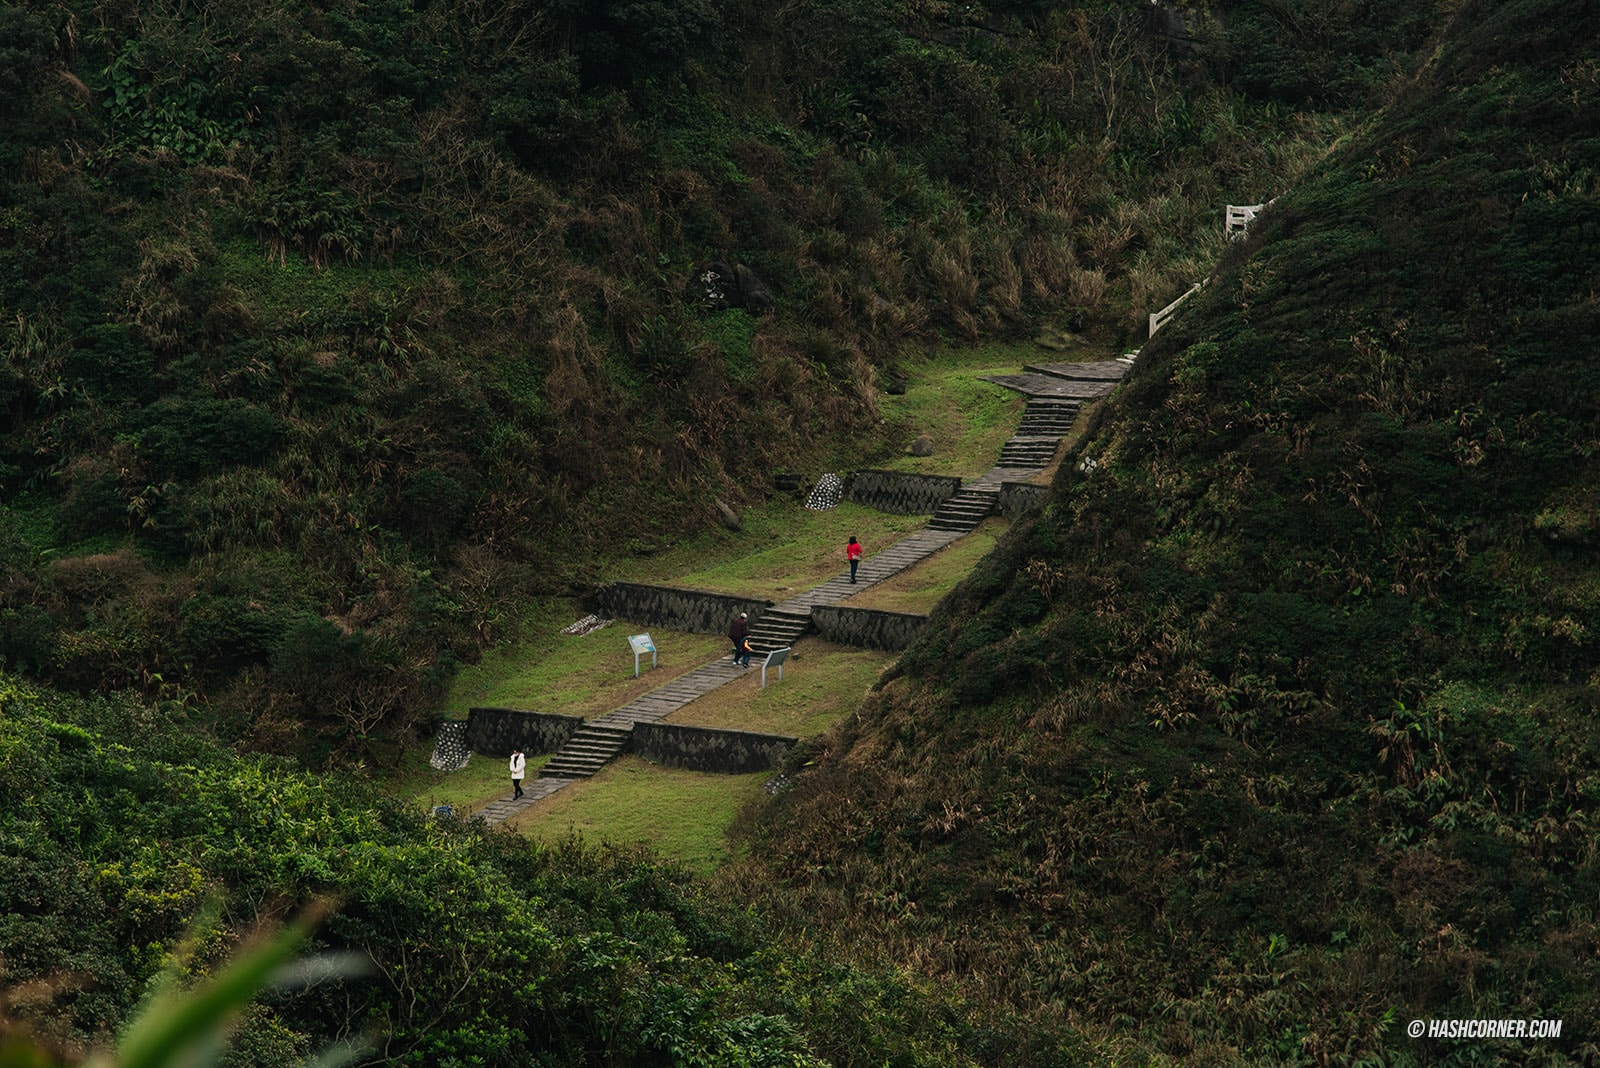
[632,722,796,774]
[464,707,585,756]
[588,582,773,636]
[997,480,1051,518]
[847,470,964,515]
[811,604,929,651]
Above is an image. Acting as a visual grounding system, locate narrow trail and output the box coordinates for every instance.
[474,357,1129,825]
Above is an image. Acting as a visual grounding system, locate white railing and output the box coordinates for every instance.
[1148,281,1202,337]
[1140,199,1275,339]
[1225,197,1277,237]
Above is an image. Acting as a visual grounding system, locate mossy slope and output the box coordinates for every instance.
[741,1,1600,1060]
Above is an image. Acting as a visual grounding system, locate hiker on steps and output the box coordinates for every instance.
[509,747,525,800]
[729,612,751,667]
[847,535,863,583]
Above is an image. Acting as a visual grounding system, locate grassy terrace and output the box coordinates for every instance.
[608,500,930,600]
[384,344,1113,873]
[504,759,768,875]
[868,345,1025,477]
[441,603,729,720]
[844,516,1010,615]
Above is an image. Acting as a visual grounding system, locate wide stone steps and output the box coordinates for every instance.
[747,607,812,653]
[540,723,632,779]
[1017,400,1081,435]
[998,438,1061,467]
[1022,360,1129,382]
[927,488,999,532]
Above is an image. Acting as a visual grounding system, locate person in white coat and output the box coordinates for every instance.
[509,747,526,800]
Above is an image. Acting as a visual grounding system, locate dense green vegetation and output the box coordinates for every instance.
[0,674,1024,1066]
[736,0,1600,1061]
[0,0,1395,761]
[12,0,1582,1063]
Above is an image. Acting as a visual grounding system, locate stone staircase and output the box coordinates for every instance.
[468,355,1136,822]
[1016,397,1083,435]
[927,486,999,532]
[747,606,812,654]
[994,397,1083,469]
[996,436,1061,468]
[539,722,633,779]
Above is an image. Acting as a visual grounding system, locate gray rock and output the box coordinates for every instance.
[909,435,936,457]
[735,264,774,313]
[714,497,742,530]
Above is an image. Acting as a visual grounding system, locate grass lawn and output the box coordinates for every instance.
[871,346,1025,476]
[442,599,729,719]
[844,517,1010,615]
[609,499,928,600]
[504,757,767,877]
[390,633,895,871]
[663,636,897,737]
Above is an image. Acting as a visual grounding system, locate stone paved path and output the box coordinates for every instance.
[475,357,1131,824]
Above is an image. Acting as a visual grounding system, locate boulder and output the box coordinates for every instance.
[714,497,742,530]
[735,264,774,313]
[909,435,935,457]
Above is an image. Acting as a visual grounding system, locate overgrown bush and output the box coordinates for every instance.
[0,674,1015,1066]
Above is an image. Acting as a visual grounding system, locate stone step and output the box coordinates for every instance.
[1021,400,1080,418]
[537,723,632,779]
[928,490,998,532]
[751,622,808,636]
[999,442,1059,461]
[1022,360,1128,382]
[539,764,602,779]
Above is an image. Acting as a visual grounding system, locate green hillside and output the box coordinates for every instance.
[0,0,1422,761]
[736,0,1600,1061]
[10,0,1580,1064]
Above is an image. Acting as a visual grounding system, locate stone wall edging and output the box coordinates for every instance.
[588,581,774,637]
[632,722,797,774]
[997,480,1051,518]
[811,604,929,651]
[847,469,965,516]
[464,707,585,757]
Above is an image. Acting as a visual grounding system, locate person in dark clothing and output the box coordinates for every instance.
[729,612,751,667]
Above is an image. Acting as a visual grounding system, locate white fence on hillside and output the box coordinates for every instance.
[1225,198,1277,237]
[1139,199,1278,340]
[1148,281,1202,337]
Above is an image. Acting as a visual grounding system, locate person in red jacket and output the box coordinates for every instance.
[847,535,862,583]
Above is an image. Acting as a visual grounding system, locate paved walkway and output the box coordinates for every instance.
[473,356,1130,824]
